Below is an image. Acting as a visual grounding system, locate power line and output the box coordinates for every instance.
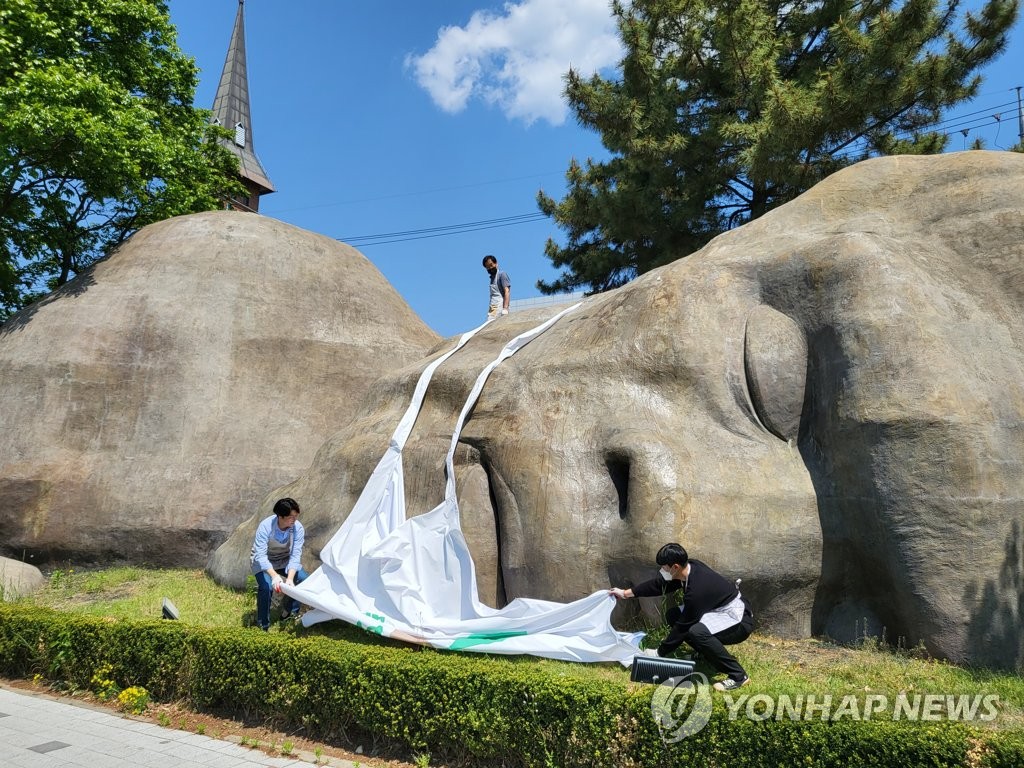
[339,212,548,247]
[341,212,545,242]
[263,171,562,215]
[273,95,1015,219]
[827,94,1020,161]
[330,92,1020,247]
[906,98,1017,132]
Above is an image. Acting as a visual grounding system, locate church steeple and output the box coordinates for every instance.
[211,0,275,212]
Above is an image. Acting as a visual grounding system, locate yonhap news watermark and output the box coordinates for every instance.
[651,682,1001,743]
[720,692,1000,723]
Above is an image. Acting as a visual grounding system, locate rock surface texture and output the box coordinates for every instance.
[0,211,439,566]
[0,557,45,600]
[214,152,1023,669]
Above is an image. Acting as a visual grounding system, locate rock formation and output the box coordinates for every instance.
[0,557,45,600]
[212,152,1024,669]
[0,211,439,566]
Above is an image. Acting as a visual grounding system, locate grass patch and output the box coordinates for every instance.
[14,566,1024,728]
[33,566,254,627]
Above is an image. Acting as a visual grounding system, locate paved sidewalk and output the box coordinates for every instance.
[0,685,358,768]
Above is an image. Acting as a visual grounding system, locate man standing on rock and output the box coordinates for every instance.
[250,497,308,631]
[483,254,511,319]
[610,543,754,691]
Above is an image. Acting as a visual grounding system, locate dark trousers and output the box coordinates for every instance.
[660,604,754,680]
[255,567,308,630]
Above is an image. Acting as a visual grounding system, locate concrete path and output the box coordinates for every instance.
[0,684,359,767]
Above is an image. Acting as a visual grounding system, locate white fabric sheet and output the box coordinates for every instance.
[283,306,643,664]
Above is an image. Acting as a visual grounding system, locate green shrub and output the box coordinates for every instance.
[980,729,1024,768]
[0,603,1018,767]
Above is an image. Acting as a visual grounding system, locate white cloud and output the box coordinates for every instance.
[406,0,623,126]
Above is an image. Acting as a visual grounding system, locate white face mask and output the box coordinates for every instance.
[660,567,674,581]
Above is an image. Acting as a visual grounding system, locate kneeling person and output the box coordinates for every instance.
[250,497,308,631]
[611,543,753,690]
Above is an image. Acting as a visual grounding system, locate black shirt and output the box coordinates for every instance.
[631,559,739,634]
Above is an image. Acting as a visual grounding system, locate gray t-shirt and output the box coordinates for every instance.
[489,270,511,305]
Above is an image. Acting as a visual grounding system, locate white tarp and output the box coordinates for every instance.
[284,305,643,664]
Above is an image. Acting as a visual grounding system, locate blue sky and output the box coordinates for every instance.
[167,0,1023,338]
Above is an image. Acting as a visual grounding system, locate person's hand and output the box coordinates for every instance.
[285,577,295,587]
[271,575,284,593]
[609,587,629,599]
[500,308,508,315]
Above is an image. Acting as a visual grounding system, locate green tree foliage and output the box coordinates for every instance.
[0,0,242,320]
[537,0,1019,294]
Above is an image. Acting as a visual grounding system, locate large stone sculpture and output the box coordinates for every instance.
[213,152,1023,669]
[0,212,438,566]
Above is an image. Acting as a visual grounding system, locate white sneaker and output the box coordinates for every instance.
[713,675,750,691]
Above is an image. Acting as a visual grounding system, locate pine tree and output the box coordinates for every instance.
[537,0,1019,294]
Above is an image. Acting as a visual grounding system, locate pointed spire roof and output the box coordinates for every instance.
[211,0,275,194]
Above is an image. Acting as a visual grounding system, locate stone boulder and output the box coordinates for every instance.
[212,152,1024,670]
[0,211,439,566]
[0,557,45,600]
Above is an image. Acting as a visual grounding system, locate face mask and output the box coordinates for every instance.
[660,567,674,581]
[487,267,498,276]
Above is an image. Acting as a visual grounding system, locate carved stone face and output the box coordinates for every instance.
[212,152,1024,669]
[451,262,822,640]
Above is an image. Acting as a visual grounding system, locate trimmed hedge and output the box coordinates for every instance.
[0,604,1018,767]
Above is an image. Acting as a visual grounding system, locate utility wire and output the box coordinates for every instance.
[813,94,1019,163]
[331,92,1020,247]
[340,213,548,247]
[289,95,1015,219]
[341,213,545,242]
[264,171,562,215]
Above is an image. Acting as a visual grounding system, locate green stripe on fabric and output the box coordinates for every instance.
[449,630,529,650]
